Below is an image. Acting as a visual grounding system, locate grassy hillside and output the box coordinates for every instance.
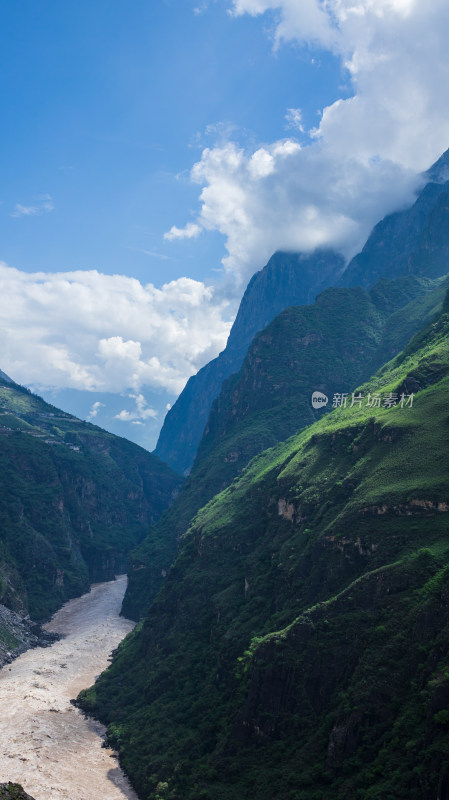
[123,273,447,619]
[0,377,181,621]
[79,294,449,799]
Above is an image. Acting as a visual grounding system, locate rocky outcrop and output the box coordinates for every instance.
[0,603,59,668]
[0,785,36,800]
[360,499,449,516]
[0,605,37,667]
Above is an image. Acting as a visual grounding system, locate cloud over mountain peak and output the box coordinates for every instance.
[166,0,449,286]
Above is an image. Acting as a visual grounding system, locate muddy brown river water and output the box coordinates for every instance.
[0,575,139,800]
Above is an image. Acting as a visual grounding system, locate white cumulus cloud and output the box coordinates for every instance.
[0,263,232,397]
[166,0,449,286]
[164,222,203,241]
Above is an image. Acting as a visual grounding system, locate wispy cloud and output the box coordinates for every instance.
[285,108,304,133]
[11,194,54,218]
[193,0,213,15]
[128,246,177,261]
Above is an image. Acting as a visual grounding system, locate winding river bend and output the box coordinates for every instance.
[0,575,139,800]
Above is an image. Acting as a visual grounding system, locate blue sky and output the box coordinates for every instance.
[1,0,449,453]
[0,0,344,281]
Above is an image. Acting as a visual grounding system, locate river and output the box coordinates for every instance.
[0,575,139,800]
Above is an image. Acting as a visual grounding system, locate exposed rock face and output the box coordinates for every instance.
[339,151,449,288]
[0,784,36,800]
[154,249,345,474]
[0,605,41,667]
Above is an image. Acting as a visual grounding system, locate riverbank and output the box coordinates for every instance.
[0,604,61,669]
[0,576,139,800]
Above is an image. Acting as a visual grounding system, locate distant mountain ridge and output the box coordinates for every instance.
[155,148,449,475]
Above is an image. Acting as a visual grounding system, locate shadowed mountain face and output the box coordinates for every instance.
[154,149,449,476]
[339,184,449,288]
[0,375,181,622]
[154,249,345,475]
[338,149,449,290]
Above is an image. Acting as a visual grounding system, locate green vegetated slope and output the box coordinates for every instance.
[0,377,181,621]
[123,273,447,619]
[80,295,449,800]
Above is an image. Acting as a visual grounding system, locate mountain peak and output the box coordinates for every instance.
[425,147,449,183]
[0,369,13,384]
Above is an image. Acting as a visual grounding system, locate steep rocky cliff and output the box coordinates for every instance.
[339,184,449,288]
[154,249,345,475]
[339,148,449,290]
